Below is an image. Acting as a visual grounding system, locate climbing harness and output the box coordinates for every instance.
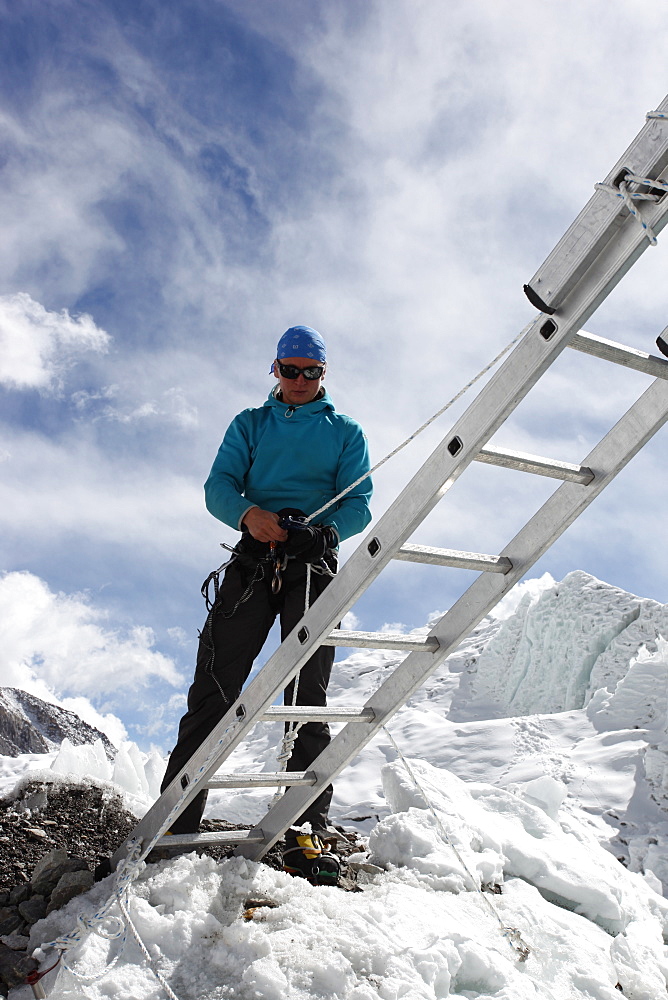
[382,725,531,963]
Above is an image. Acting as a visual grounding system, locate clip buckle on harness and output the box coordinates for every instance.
[269,541,288,593]
[270,514,310,592]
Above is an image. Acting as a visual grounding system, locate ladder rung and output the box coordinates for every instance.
[206,771,316,789]
[394,544,512,574]
[570,330,668,380]
[157,829,264,849]
[475,445,594,484]
[261,706,376,722]
[323,629,439,651]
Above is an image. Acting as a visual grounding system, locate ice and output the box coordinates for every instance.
[5,567,668,998]
[470,570,668,716]
[51,738,111,782]
[0,738,166,823]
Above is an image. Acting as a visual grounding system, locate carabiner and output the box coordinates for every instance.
[270,541,284,593]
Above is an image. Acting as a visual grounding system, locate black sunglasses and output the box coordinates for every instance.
[276,362,325,381]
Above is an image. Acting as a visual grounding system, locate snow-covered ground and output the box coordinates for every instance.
[4,569,668,999]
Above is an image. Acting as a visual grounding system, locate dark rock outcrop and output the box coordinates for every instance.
[0,688,115,758]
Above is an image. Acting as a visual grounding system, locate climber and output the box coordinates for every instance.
[160,325,372,877]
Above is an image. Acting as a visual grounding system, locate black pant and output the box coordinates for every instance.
[161,556,335,835]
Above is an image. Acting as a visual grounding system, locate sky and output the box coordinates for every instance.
[2,0,668,752]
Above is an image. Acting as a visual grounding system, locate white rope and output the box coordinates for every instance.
[269,563,312,804]
[624,171,668,193]
[382,725,531,963]
[594,176,661,246]
[41,843,180,999]
[39,710,247,998]
[304,327,528,525]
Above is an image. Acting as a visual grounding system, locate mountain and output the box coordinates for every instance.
[0,687,115,758]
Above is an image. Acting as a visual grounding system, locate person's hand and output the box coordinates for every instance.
[241,507,288,543]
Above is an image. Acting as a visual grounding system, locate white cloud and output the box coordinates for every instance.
[3,0,668,750]
[0,570,182,707]
[0,428,218,570]
[341,610,360,631]
[0,292,109,391]
[74,385,199,429]
[56,695,128,749]
[167,626,191,646]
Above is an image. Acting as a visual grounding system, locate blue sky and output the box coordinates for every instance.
[2,0,668,751]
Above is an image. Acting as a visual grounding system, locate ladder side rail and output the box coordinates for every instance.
[236,374,668,860]
[112,155,668,870]
[110,307,591,869]
[524,96,668,313]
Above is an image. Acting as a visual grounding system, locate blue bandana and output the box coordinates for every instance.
[270,326,326,373]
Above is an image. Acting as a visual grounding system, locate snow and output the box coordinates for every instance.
[3,569,668,999]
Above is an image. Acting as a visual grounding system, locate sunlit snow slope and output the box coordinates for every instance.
[195,571,668,894]
[6,569,668,1000]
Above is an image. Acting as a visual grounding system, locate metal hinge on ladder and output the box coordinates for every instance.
[110,94,668,872]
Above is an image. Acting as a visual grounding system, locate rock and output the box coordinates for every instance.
[0,896,7,908]
[47,869,94,914]
[18,896,46,925]
[30,850,88,897]
[25,827,48,841]
[0,909,21,937]
[8,884,30,906]
[17,790,48,814]
[0,941,37,988]
[29,849,68,896]
[0,930,30,951]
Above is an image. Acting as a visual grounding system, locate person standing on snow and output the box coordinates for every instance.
[160,325,372,880]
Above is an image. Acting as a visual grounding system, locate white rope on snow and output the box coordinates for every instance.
[39,709,248,999]
[382,725,531,964]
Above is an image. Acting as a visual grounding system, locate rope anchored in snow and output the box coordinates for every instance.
[382,725,531,964]
[35,708,248,1000]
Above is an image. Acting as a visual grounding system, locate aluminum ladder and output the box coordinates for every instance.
[111,95,668,871]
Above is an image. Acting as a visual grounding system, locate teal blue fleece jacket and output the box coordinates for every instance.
[204,388,372,543]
